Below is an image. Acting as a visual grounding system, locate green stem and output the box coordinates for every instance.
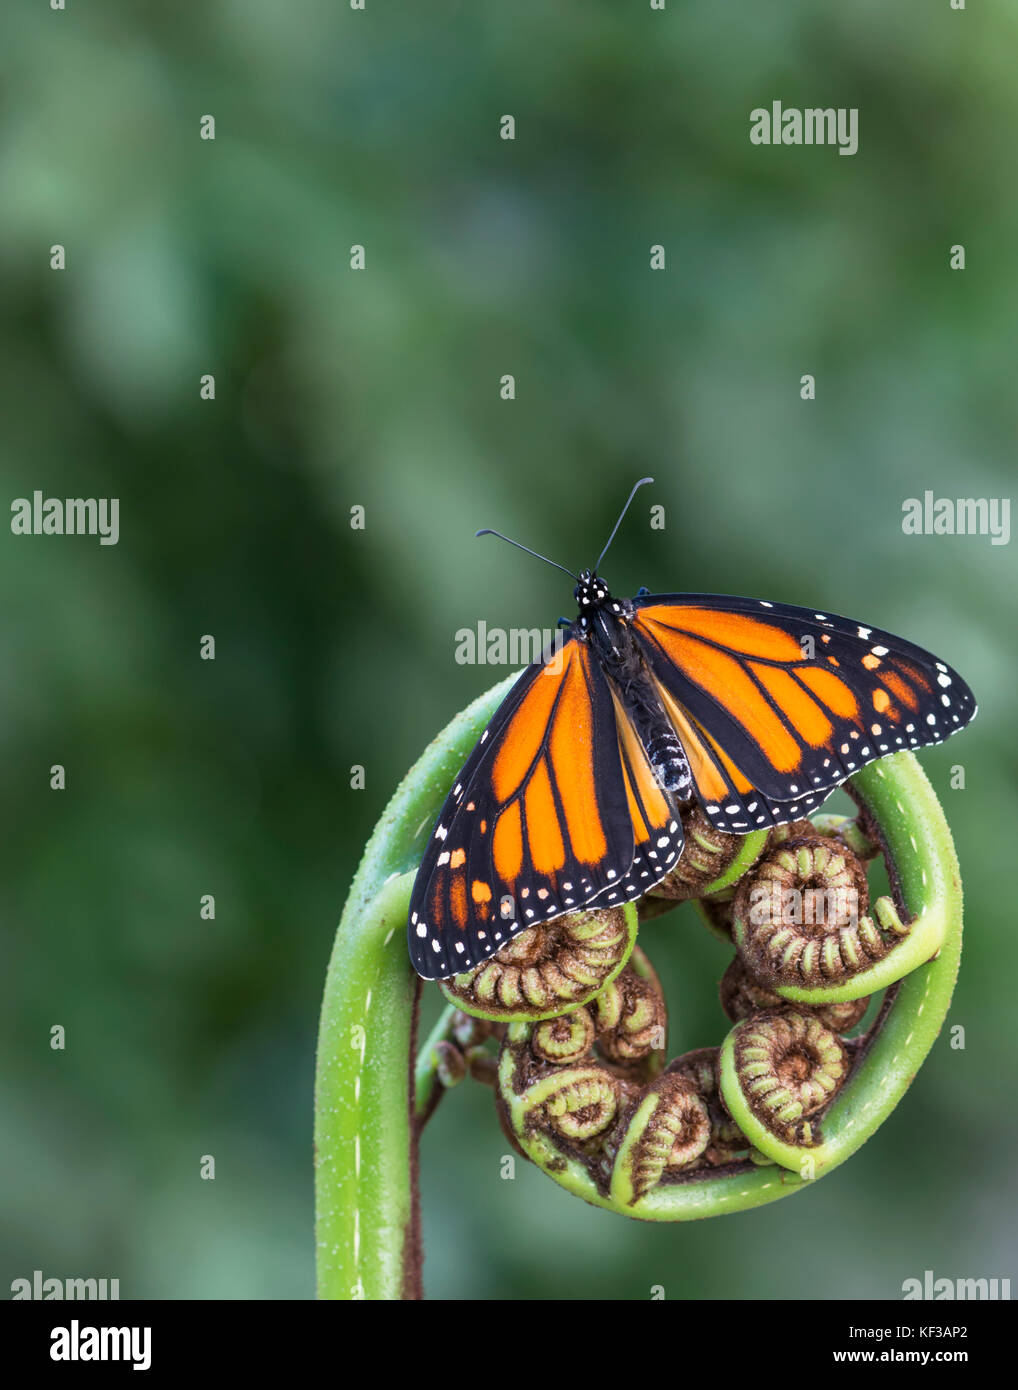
[414,1003,459,1122]
[314,674,516,1300]
[314,872,418,1299]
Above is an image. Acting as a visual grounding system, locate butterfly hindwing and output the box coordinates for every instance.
[629,593,977,831]
[610,687,686,894]
[408,637,638,979]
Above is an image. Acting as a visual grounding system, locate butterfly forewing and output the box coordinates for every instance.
[408,638,637,979]
[629,594,977,831]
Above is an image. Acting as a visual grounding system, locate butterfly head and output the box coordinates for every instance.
[574,568,611,612]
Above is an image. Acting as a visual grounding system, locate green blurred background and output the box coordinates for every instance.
[2,1,1015,1300]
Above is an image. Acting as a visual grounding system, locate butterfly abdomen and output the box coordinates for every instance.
[644,726,692,794]
[617,682,693,795]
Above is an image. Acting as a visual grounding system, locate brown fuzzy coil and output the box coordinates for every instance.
[731,835,892,991]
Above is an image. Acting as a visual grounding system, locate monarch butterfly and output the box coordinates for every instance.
[408,480,976,980]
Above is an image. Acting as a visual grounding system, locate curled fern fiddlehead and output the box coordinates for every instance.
[722,1008,849,1148]
[645,806,768,902]
[731,834,910,996]
[438,903,638,1022]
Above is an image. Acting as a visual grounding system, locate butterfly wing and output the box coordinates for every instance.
[408,637,644,979]
[628,593,977,833]
[608,685,686,895]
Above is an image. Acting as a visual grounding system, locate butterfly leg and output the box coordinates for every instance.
[636,587,651,598]
[557,616,573,629]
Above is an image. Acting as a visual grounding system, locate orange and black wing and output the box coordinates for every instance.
[629,593,977,833]
[408,638,651,979]
[609,684,685,895]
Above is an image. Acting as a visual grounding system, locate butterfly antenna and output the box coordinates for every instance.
[476,529,579,581]
[593,476,654,573]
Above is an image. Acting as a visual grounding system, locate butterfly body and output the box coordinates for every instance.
[408,506,976,981]
[572,572,693,797]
